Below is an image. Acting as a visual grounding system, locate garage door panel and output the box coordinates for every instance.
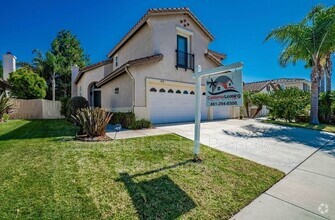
[149,89,208,124]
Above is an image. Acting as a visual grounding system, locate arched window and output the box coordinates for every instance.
[176,90,181,94]
[150,88,157,92]
[159,88,166,93]
[168,89,174,93]
[190,91,195,95]
[183,90,188,94]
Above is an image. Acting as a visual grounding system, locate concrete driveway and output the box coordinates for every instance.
[157,119,335,219]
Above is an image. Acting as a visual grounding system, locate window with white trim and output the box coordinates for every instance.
[114,54,119,68]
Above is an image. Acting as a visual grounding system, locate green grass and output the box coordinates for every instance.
[0,120,284,219]
[264,120,335,133]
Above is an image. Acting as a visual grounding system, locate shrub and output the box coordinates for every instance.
[110,112,136,129]
[59,96,70,116]
[319,92,333,123]
[2,113,10,122]
[109,112,152,129]
[250,93,270,118]
[8,68,47,99]
[267,88,310,122]
[0,93,15,122]
[66,96,89,121]
[72,107,113,138]
[129,119,152,130]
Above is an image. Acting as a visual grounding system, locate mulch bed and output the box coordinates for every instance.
[75,134,112,142]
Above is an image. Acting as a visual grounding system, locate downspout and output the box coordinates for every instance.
[125,65,135,112]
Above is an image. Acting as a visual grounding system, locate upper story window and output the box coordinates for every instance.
[115,87,119,94]
[114,54,119,68]
[175,28,194,72]
[266,85,271,91]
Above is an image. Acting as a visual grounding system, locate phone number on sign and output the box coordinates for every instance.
[209,101,238,106]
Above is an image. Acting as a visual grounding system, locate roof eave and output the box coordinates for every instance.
[107,8,214,58]
[97,54,164,87]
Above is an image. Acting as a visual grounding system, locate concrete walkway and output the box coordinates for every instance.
[106,125,171,139]
[156,119,335,219]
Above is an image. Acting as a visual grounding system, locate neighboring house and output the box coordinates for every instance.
[0,52,15,95]
[72,8,231,124]
[244,78,311,94]
[243,78,311,117]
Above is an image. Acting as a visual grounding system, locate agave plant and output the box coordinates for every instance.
[0,93,15,122]
[72,107,113,138]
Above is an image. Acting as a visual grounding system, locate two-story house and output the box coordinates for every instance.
[71,8,230,124]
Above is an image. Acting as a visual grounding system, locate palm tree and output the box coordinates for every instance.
[243,91,253,118]
[325,53,333,92]
[265,5,335,124]
[250,93,270,118]
[45,52,61,101]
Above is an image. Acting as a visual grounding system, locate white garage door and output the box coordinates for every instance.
[213,106,231,120]
[149,88,208,124]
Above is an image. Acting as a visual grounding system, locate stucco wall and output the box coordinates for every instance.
[110,23,153,68]
[150,14,213,68]
[285,82,304,90]
[76,66,105,102]
[101,73,133,112]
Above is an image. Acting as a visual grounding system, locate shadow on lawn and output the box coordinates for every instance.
[117,160,196,220]
[0,120,78,141]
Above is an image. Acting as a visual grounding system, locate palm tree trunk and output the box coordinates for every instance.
[319,67,325,93]
[252,106,263,118]
[310,65,320,125]
[325,53,332,92]
[246,104,250,118]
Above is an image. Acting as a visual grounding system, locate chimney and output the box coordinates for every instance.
[2,52,17,81]
[71,65,79,97]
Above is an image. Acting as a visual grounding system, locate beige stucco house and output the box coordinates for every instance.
[72,8,232,124]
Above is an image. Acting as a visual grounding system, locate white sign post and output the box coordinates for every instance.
[192,62,243,161]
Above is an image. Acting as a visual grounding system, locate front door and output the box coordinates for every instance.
[93,91,101,108]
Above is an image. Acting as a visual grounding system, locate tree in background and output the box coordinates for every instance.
[243,91,253,118]
[16,30,89,100]
[51,30,89,97]
[0,62,2,79]
[250,93,270,118]
[267,88,310,122]
[265,5,335,124]
[8,68,47,99]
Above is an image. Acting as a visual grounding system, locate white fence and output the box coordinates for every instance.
[11,99,64,119]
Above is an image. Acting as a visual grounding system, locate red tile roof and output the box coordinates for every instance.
[107,7,215,58]
[96,54,163,87]
[74,59,114,84]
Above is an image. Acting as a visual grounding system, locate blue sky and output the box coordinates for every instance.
[0,0,333,84]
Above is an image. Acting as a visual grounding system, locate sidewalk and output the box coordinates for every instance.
[231,139,335,220]
[106,125,171,139]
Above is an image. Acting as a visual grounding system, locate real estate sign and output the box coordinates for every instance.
[205,70,243,107]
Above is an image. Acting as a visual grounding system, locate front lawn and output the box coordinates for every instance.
[0,120,284,219]
[264,119,335,134]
